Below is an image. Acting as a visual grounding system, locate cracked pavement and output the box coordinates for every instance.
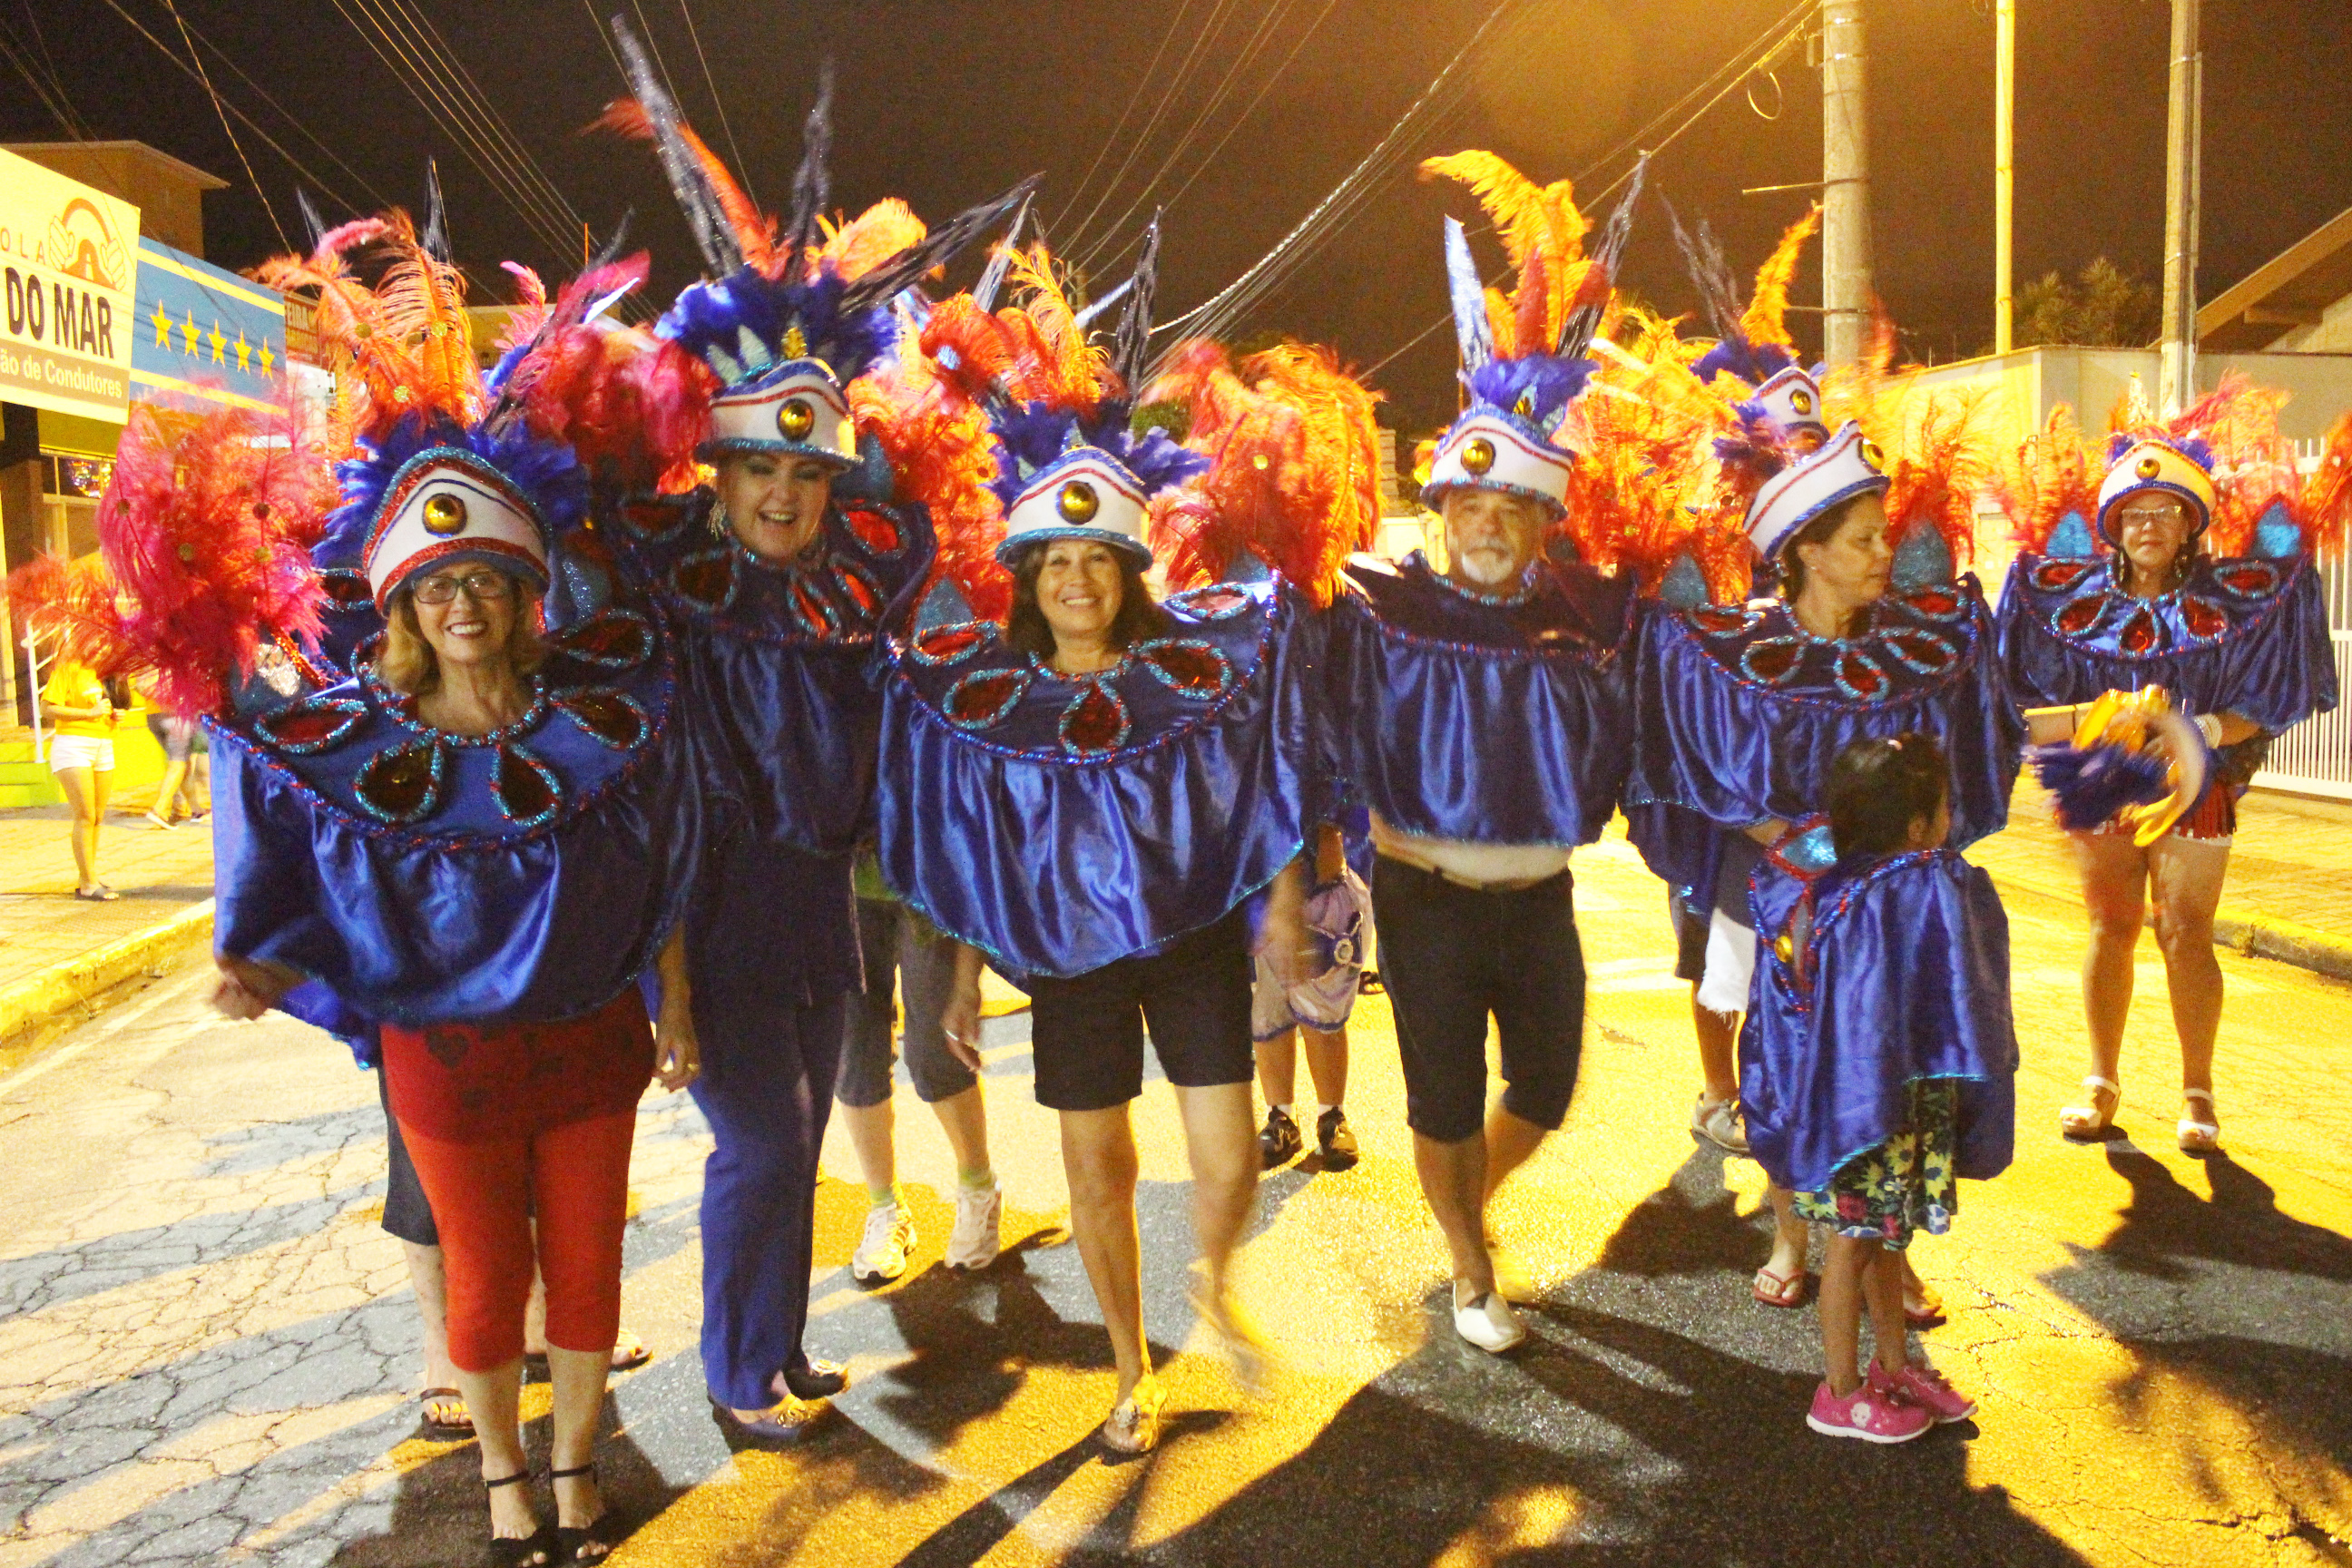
[0,828,2347,1565]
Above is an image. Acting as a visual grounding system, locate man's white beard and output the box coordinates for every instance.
[1455,547,1520,587]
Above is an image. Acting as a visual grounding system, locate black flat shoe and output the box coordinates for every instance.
[1259,1106,1303,1170]
[1316,1106,1359,1171]
[782,1357,848,1400]
[549,1464,617,1563]
[484,1469,550,1567]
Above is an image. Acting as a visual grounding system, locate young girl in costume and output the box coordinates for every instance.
[1742,733,2018,1444]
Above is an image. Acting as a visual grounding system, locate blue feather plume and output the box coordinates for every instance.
[2031,740,2171,831]
[317,413,590,570]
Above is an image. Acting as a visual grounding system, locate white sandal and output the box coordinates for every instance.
[2059,1076,2121,1140]
[2178,1088,2220,1154]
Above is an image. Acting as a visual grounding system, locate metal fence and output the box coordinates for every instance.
[2254,442,2352,798]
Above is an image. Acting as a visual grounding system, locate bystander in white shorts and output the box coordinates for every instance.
[45,735,116,774]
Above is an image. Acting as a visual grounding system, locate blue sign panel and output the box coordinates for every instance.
[129,237,286,414]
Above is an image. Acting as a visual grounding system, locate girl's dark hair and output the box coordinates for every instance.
[1004,540,1165,662]
[1775,492,1873,603]
[1825,730,1950,860]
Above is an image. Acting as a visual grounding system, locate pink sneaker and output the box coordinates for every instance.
[1877,1361,1977,1424]
[1806,1376,1933,1444]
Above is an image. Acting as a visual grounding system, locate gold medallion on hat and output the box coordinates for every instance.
[778,398,817,441]
[423,494,468,535]
[1057,480,1101,524]
[1462,436,1496,475]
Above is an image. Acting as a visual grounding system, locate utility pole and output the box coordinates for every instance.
[1994,0,2015,355]
[2157,0,2201,413]
[1819,0,1873,367]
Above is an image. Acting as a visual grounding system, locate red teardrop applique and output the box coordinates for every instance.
[493,744,561,828]
[1834,649,1888,701]
[2054,593,2110,637]
[556,689,649,750]
[622,499,690,538]
[1059,681,1131,755]
[2028,558,2097,593]
[789,573,841,637]
[354,738,446,825]
[946,668,1033,729]
[1740,637,1805,685]
[834,562,885,620]
[842,505,903,554]
[1134,639,1234,699]
[2180,595,2229,640]
[550,610,653,670]
[2215,561,2280,598]
[912,622,990,665]
[257,696,368,754]
[1901,584,1963,619]
[2117,604,2159,654]
[672,549,736,611]
[1168,584,1252,620]
[1882,629,1958,675]
[318,569,375,608]
[1690,605,1757,635]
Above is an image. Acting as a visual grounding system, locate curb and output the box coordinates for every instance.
[0,900,215,1055]
[2211,906,2352,984]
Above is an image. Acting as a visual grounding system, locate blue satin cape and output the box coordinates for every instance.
[209,603,724,1030]
[1326,552,1635,845]
[603,487,935,1019]
[1626,578,2025,899]
[1996,551,2337,730]
[1740,849,2019,1193]
[876,579,1329,980]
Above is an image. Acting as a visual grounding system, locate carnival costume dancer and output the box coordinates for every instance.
[1998,387,2346,1151]
[877,231,1325,1454]
[1621,250,2024,1322]
[599,34,1030,1438]
[109,212,718,1565]
[1324,153,1643,1354]
[1146,339,1389,1174]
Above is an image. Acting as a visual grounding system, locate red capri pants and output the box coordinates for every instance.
[382,990,655,1373]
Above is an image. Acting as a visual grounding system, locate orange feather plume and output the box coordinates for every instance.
[592,99,778,273]
[820,200,929,285]
[1739,205,1819,354]
[852,345,1013,622]
[1420,151,1590,355]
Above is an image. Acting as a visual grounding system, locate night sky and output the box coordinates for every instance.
[7,0,2350,436]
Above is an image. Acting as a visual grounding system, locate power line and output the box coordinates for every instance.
[0,17,88,139]
[1047,0,1198,235]
[1063,0,1247,258]
[159,0,292,251]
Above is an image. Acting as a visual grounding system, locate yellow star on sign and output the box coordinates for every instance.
[209,321,227,364]
[151,300,172,348]
[259,340,276,375]
[181,310,200,355]
[234,331,251,372]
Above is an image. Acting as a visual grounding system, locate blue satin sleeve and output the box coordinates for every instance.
[877,584,1330,980]
[1627,580,2024,850]
[1739,851,2019,1193]
[1997,553,2337,732]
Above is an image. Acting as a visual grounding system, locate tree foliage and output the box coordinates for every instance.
[2013,257,2161,348]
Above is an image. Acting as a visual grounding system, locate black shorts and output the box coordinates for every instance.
[1025,908,1256,1112]
[1372,857,1585,1143]
[1672,894,1710,984]
[378,1064,438,1247]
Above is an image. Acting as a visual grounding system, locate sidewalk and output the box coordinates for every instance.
[0,795,217,1060]
[1970,779,2352,978]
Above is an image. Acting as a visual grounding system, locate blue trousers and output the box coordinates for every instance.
[690,987,847,1408]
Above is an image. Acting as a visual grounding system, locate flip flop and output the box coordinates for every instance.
[419,1387,473,1436]
[1752,1264,1810,1308]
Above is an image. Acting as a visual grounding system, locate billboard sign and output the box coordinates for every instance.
[0,147,138,421]
[131,236,289,416]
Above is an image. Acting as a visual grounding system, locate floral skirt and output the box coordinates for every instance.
[1792,1079,1960,1250]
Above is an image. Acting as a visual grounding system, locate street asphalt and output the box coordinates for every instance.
[0,828,2347,1566]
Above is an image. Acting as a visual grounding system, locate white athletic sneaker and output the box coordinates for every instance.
[852,1202,916,1285]
[945,1181,1003,1271]
[1453,1289,1527,1354]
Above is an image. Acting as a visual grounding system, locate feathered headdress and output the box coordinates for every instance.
[1143,338,1382,608]
[2000,373,2352,561]
[1416,152,1644,518]
[906,223,1208,585]
[600,18,1034,468]
[4,402,335,718]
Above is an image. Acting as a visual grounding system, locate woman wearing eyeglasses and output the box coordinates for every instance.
[1999,391,2343,1152]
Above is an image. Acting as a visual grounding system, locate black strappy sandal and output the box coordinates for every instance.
[484,1469,550,1567]
[549,1463,617,1562]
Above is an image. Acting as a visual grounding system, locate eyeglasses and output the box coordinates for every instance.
[411,570,517,605]
[2115,503,2188,528]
